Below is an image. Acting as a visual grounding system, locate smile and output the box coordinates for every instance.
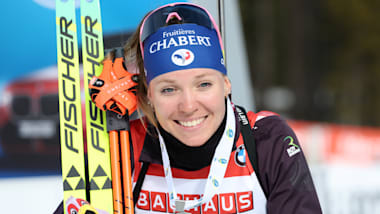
[177,117,206,127]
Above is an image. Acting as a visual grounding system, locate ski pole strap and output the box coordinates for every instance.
[94,76,137,111]
[89,55,138,116]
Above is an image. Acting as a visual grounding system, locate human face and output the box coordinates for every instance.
[148,68,231,147]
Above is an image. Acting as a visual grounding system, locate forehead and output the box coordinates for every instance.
[150,68,223,85]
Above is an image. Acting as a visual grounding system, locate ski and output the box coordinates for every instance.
[57,0,113,213]
[80,0,113,213]
[56,0,87,213]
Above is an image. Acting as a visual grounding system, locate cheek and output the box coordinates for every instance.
[199,90,226,113]
[149,93,177,122]
[154,100,173,116]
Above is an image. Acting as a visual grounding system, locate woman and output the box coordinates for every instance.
[57,2,322,214]
[125,2,322,213]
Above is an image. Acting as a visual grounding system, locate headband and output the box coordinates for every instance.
[143,24,226,84]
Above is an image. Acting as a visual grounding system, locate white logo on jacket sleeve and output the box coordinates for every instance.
[171,49,194,66]
[284,136,301,157]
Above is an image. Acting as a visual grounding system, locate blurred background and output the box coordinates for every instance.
[0,0,380,213]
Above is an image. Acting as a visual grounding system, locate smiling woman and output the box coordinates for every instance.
[56,2,322,214]
[118,3,321,213]
[148,68,230,147]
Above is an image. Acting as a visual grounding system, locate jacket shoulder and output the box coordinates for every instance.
[247,110,279,128]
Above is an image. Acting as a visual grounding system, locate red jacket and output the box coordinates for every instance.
[129,110,322,214]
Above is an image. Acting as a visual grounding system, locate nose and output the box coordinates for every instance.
[178,89,197,114]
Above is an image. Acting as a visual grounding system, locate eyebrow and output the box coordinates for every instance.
[194,73,209,79]
[194,72,220,80]
[155,71,217,85]
[154,79,176,85]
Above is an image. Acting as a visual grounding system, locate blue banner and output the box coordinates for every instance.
[0,0,188,88]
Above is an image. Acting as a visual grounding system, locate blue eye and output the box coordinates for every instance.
[199,82,212,88]
[161,87,175,94]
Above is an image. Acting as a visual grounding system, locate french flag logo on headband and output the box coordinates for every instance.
[171,49,195,66]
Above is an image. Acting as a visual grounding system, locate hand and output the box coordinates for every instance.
[89,52,138,116]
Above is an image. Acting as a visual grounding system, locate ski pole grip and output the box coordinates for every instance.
[104,47,124,60]
[106,110,130,131]
[114,47,124,58]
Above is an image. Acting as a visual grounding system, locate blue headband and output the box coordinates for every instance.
[143,24,226,84]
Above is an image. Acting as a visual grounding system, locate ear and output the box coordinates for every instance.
[147,86,153,102]
[223,76,232,97]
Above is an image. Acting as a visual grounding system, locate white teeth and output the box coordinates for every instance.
[178,117,205,127]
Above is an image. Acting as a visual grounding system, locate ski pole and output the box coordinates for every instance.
[120,128,134,213]
[89,47,138,214]
[106,111,135,214]
[218,0,227,67]
[108,127,124,214]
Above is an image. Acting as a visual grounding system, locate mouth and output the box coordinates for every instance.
[175,116,207,128]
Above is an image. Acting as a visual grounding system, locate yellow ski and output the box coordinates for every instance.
[80,0,113,213]
[56,0,87,213]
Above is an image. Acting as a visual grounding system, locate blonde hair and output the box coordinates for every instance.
[116,12,187,128]
[122,16,157,128]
